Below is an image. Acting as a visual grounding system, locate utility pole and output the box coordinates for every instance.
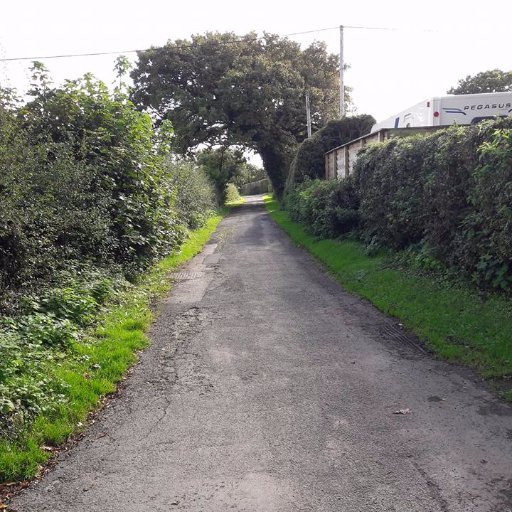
[305,91,312,138]
[339,25,345,118]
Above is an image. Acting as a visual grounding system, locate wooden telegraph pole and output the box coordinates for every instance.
[339,25,345,118]
[306,92,312,138]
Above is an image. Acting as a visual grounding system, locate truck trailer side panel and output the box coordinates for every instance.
[371,92,512,133]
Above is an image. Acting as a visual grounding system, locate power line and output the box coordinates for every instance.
[0,24,439,63]
[0,26,341,63]
[0,50,137,62]
[345,24,439,33]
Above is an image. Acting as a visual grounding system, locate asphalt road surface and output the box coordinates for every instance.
[11,196,512,512]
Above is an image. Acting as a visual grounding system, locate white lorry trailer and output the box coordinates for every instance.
[370,92,512,133]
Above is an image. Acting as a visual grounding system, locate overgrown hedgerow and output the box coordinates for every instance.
[285,179,359,239]
[0,72,217,309]
[285,117,512,293]
[0,69,218,455]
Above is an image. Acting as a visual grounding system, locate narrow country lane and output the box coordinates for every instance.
[11,196,512,512]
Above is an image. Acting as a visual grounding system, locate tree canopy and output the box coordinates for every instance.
[196,147,258,202]
[287,115,375,187]
[448,69,512,95]
[130,32,343,196]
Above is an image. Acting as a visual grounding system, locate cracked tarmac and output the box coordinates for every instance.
[10,196,512,511]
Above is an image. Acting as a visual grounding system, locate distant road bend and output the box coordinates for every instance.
[11,195,512,512]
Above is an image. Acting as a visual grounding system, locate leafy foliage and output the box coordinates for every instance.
[225,183,242,204]
[285,179,359,239]
[354,118,512,291]
[0,114,112,295]
[0,68,216,308]
[196,147,252,202]
[166,161,216,229]
[286,117,512,293]
[0,269,123,438]
[131,32,343,196]
[448,69,512,94]
[19,68,185,277]
[287,115,375,187]
[354,136,428,250]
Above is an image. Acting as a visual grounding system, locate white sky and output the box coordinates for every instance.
[0,0,510,123]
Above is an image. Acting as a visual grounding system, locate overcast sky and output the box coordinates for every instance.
[0,0,510,123]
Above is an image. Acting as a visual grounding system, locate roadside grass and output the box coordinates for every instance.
[0,214,225,483]
[225,197,245,207]
[264,196,512,400]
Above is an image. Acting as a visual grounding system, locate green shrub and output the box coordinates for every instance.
[167,161,216,229]
[197,147,252,203]
[354,118,512,291]
[286,179,359,238]
[420,127,477,263]
[287,115,375,187]
[18,74,185,278]
[0,122,113,295]
[0,73,218,309]
[225,183,242,204]
[460,126,512,290]
[354,136,428,250]
[286,117,512,293]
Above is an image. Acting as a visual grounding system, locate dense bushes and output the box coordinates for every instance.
[167,161,216,230]
[285,118,512,292]
[0,126,113,297]
[0,69,217,439]
[197,147,261,203]
[285,179,359,239]
[17,74,187,279]
[0,74,216,307]
[225,183,242,204]
[287,115,375,187]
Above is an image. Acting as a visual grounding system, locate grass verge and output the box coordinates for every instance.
[0,213,225,484]
[264,196,512,400]
[225,197,245,207]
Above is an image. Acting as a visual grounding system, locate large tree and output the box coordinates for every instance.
[131,32,343,196]
[448,69,512,95]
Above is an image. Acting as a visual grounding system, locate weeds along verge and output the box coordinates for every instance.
[0,215,224,483]
[0,72,222,482]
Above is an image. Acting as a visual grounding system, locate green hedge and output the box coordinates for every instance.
[285,179,359,239]
[287,115,375,187]
[0,76,216,309]
[285,118,512,292]
[0,74,218,449]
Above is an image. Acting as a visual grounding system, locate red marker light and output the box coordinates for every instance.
[433,111,440,117]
